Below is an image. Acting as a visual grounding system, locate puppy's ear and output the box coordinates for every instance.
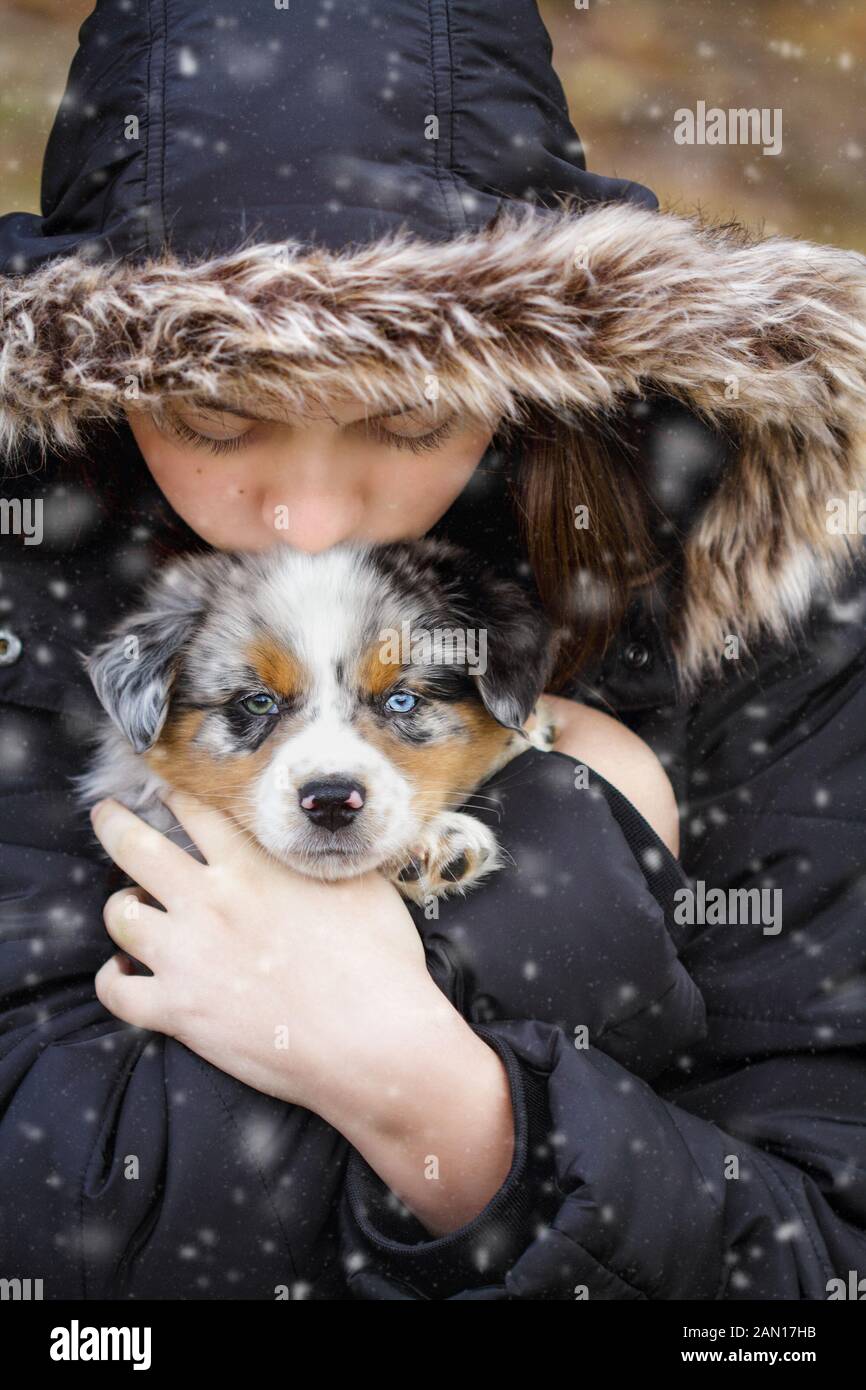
[446,557,556,732]
[81,560,210,754]
[471,588,556,732]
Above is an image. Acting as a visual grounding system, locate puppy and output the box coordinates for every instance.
[77,539,557,903]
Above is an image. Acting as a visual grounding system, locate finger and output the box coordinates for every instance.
[95,953,167,1033]
[103,887,169,969]
[161,787,248,865]
[90,798,204,904]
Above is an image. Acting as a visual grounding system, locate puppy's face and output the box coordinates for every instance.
[86,543,553,880]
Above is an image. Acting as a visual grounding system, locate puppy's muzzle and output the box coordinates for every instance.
[298,778,366,832]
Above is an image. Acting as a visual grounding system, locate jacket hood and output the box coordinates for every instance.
[0,0,657,271]
[1,1,866,685]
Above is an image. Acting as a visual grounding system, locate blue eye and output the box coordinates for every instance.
[240,693,279,716]
[385,691,418,715]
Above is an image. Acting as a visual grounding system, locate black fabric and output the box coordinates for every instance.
[403,746,705,1084]
[0,0,657,274]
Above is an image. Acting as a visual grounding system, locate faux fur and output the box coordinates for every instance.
[2,200,866,681]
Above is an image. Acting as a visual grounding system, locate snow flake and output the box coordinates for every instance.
[178,47,199,77]
[768,38,805,60]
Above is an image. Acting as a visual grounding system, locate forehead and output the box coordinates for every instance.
[183,548,448,696]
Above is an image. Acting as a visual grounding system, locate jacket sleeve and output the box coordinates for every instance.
[338,746,866,1300]
[340,1018,866,1299]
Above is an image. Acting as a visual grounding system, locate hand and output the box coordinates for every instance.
[90,791,514,1232]
[91,790,440,1114]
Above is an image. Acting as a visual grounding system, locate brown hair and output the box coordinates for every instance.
[500,404,664,691]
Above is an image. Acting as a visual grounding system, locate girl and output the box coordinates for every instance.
[1,0,865,1300]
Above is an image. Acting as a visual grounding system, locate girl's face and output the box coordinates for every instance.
[124,396,496,552]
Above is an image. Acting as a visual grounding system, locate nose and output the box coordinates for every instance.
[264,490,364,554]
[298,779,366,831]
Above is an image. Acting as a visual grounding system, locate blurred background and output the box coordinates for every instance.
[0,0,863,249]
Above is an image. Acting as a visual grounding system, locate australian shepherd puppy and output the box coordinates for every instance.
[78,540,557,903]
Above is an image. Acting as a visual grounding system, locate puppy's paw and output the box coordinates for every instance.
[388,812,503,904]
[524,695,558,752]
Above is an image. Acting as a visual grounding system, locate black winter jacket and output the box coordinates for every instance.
[1,0,865,1300]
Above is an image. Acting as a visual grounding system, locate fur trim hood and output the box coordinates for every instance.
[3,202,866,682]
[1,0,865,683]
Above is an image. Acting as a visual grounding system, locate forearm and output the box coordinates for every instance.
[317,995,515,1236]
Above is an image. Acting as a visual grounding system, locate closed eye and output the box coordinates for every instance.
[157,404,459,457]
[361,415,458,455]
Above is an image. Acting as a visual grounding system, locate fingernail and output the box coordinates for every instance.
[89,799,107,820]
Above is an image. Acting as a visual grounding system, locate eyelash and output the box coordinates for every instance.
[163,414,457,456]
[165,417,248,455]
[365,418,456,455]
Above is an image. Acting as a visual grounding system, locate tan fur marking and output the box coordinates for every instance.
[145,710,272,822]
[246,638,306,698]
[360,700,513,823]
[357,640,403,699]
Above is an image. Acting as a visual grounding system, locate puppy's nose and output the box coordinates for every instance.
[298,779,366,831]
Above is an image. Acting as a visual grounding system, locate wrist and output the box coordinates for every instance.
[315,986,476,1138]
[322,999,515,1234]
